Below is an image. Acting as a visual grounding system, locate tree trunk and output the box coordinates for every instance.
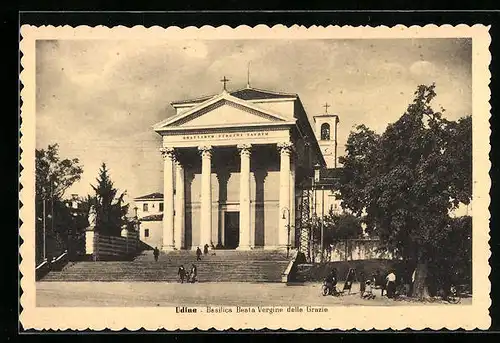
[412,262,430,299]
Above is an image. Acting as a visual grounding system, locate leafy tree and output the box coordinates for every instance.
[35,144,83,263]
[90,163,129,236]
[36,144,84,202]
[312,208,363,262]
[337,84,472,298]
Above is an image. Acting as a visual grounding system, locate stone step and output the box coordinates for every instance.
[40,249,292,282]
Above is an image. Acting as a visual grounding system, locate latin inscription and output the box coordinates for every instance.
[182,132,270,140]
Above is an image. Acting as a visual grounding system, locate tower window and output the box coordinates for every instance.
[321,123,331,140]
[143,203,148,212]
[144,229,150,238]
[159,202,164,212]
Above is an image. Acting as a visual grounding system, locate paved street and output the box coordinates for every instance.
[36,281,472,307]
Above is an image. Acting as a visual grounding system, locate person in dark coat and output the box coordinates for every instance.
[189,264,197,283]
[178,265,186,283]
[153,247,159,262]
[203,244,209,255]
[359,272,366,298]
[196,247,202,261]
[324,268,338,294]
[386,270,397,298]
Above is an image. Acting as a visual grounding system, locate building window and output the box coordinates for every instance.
[144,229,149,238]
[321,123,331,140]
[159,202,164,212]
[143,203,148,212]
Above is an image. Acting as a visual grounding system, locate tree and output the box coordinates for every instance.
[35,144,83,263]
[36,144,84,202]
[90,163,129,236]
[337,84,472,298]
[313,208,363,262]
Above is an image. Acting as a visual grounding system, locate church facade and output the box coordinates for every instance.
[137,84,341,251]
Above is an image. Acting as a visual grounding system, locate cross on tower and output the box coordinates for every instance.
[323,102,330,114]
[220,76,230,91]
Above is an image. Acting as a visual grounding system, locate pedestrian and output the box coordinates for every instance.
[178,265,186,283]
[343,268,356,294]
[153,247,159,262]
[189,263,197,283]
[359,272,366,298]
[363,279,375,299]
[203,244,209,255]
[409,268,416,296]
[375,269,385,296]
[386,269,397,298]
[196,247,202,261]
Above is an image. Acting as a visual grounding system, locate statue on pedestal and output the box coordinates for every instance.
[87,205,97,231]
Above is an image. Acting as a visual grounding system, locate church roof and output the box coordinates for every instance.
[134,192,164,200]
[171,87,297,106]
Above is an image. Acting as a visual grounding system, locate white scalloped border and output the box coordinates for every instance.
[19,24,492,331]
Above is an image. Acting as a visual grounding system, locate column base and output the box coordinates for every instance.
[236,245,253,251]
[161,245,176,252]
[266,245,289,251]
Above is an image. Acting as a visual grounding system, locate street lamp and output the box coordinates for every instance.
[312,163,321,262]
[282,207,291,258]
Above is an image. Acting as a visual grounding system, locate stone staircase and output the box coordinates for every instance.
[40,249,291,283]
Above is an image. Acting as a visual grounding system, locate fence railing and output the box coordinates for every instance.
[85,229,139,261]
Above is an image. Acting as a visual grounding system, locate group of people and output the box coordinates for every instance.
[195,244,211,261]
[151,246,200,283]
[360,269,407,299]
[177,264,197,283]
[323,267,405,300]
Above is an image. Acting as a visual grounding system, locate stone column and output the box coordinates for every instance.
[237,144,252,250]
[160,147,175,251]
[174,156,185,250]
[289,157,296,248]
[278,142,293,249]
[198,145,213,248]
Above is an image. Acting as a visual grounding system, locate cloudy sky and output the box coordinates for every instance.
[36,38,472,203]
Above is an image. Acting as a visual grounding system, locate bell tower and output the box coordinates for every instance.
[313,103,340,169]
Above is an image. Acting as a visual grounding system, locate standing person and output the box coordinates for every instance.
[178,265,186,283]
[410,268,416,296]
[386,270,397,298]
[196,247,202,261]
[203,244,209,255]
[343,268,356,294]
[359,271,366,298]
[375,270,385,296]
[153,247,159,262]
[189,264,198,283]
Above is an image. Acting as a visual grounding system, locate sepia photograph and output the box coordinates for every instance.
[19,24,491,330]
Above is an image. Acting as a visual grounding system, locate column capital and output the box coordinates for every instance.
[237,143,252,157]
[160,147,176,160]
[278,141,294,155]
[198,145,213,158]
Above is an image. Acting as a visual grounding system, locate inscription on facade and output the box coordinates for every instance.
[182,132,270,140]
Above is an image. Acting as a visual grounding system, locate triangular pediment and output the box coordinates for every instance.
[154,93,293,131]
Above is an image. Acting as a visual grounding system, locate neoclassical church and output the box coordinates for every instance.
[135,81,340,251]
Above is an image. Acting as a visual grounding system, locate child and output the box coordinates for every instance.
[363,279,375,300]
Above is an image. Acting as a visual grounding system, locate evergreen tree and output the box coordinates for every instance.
[90,163,129,236]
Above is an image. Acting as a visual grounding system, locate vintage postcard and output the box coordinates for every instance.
[19,24,491,330]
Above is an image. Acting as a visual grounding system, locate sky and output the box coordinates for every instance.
[36,38,472,203]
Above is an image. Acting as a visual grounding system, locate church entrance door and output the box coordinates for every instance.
[224,211,240,249]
